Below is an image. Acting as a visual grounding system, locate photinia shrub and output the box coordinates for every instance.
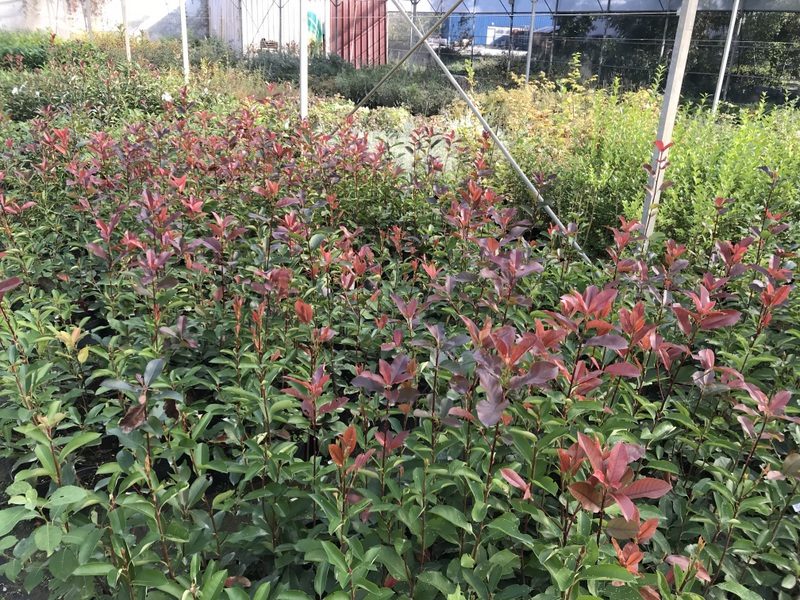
[0,91,797,600]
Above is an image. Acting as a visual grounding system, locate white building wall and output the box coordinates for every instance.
[0,0,208,39]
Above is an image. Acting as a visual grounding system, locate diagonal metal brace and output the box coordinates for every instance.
[335,0,466,130]
[390,0,593,265]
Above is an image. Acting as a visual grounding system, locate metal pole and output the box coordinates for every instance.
[658,12,669,60]
[410,0,419,54]
[723,9,745,103]
[179,0,190,85]
[470,0,476,60]
[524,0,537,83]
[121,0,131,63]
[641,0,698,245]
[390,0,592,266]
[711,0,740,114]
[300,0,309,118]
[548,0,558,75]
[507,0,515,72]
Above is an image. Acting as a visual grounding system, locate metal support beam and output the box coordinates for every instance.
[641,0,698,245]
[507,0,515,73]
[179,0,190,85]
[524,0,537,83]
[390,0,593,266]
[711,0,740,114]
[300,0,309,118]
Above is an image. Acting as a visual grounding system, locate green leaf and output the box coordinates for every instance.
[34,444,58,479]
[578,565,636,583]
[378,547,407,581]
[34,524,63,555]
[200,568,228,598]
[320,540,349,574]
[47,485,88,507]
[418,571,455,595]
[157,583,188,599]
[48,548,78,581]
[486,514,535,548]
[309,233,326,250]
[715,580,762,600]
[430,505,473,534]
[133,567,169,587]
[73,562,116,576]
[252,582,272,600]
[58,432,101,461]
[0,506,35,537]
[144,358,165,387]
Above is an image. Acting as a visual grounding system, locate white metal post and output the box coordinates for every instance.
[640,0,698,244]
[524,0,537,83]
[711,0,740,114]
[300,0,309,119]
[179,0,190,85]
[507,0,515,72]
[121,0,131,63]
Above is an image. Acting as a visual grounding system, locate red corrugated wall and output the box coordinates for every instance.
[330,0,387,67]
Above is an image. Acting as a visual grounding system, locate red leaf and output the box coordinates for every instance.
[605,361,641,378]
[342,425,357,456]
[476,397,508,427]
[637,518,659,543]
[509,361,558,389]
[448,407,475,422]
[319,396,347,415]
[577,433,604,476]
[639,585,661,600]
[671,305,694,337]
[476,369,507,427]
[294,298,314,324]
[569,481,603,512]
[224,576,251,588]
[654,140,673,153]
[500,468,527,492]
[86,243,108,260]
[352,371,385,393]
[329,444,344,467]
[605,443,630,486]
[605,517,639,540]
[586,334,628,351]
[0,276,21,295]
[701,309,740,330]
[347,449,375,475]
[610,491,639,522]
[665,555,710,583]
[620,477,672,500]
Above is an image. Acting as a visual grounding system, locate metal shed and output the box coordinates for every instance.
[209,0,387,65]
[209,0,329,54]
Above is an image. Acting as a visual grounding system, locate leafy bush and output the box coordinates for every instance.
[0,31,51,71]
[332,65,456,116]
[469,69,800,254]
[0,81,799,600]
[0,59,174,122]
[243,52,456,116]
